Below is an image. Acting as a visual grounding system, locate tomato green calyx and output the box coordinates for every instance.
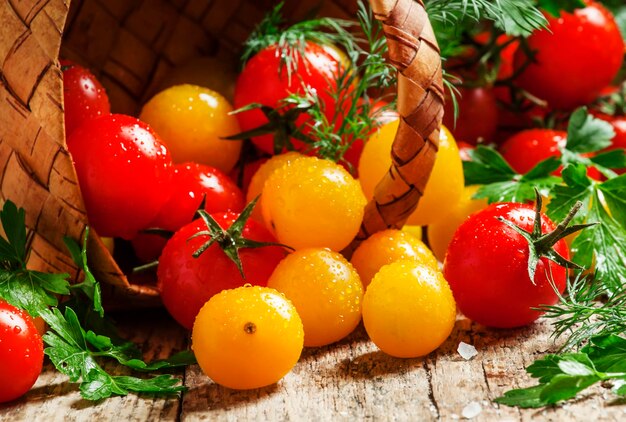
[190,197,292,278]
[226,102,315,155]
[496,190,596,284]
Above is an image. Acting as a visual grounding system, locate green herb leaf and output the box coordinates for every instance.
[0,271,69,317]
[464,146,516,185]
[589,149,626,170]
[570,193,626,293]
[584,335,626,373]
[0,201,71,316]
[495,344,625,408]
[545,164,593,223]
[41,307,187,401]
[494,385,546,408]
[565,107,615,154]
[0,200,27,265]
[465,147,561,203]
[427,0,547,37]
[598,173,626,227]
[64,229,103,317]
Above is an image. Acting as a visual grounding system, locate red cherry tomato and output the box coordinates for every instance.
[499,129,602,179]
[234,42,342,155]
[513,1,624,110]
[61,60,110,137]
[443,203,569,328]
[0,301,44,403]
[157,213,286,329]
[499,129,566,174]
[67,114,173,239]
[443,87,499,145]
[132,163,245,262]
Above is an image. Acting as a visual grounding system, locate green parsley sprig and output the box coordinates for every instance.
[496,334,626,408]
[0,201,71,317]
[0,200,195,401]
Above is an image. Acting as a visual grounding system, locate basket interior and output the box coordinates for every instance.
[62,0,357,115]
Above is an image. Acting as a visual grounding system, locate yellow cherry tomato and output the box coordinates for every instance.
[401,225,422,240]
[140,84,241,172]
[358,122,464,227]
[268,248,363,347]
[262,156,366,251]
[247,152,306,222]
[351,229,438,288]
[192,285,303,390]
[362,261,456,358]
[427,185,488,262]
[406,126,464,226]
[358,119,399,200]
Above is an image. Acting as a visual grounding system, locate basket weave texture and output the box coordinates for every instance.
[0,0,442,307]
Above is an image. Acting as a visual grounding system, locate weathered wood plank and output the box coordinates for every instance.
[3,312,626,421]
[0,310,187,422]
[181,318,626,421]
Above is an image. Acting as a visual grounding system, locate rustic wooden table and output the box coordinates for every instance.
[1,309,624,421]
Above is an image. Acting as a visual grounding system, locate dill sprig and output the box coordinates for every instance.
[241,2,358,80]
[281,1,396,169]
[426,0,547,38]
[539,272,626,351]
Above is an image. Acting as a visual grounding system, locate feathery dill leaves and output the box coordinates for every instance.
[240,2,357,81]
[427,0,547,38]
[282,1,397,168]
[538,273,626,351]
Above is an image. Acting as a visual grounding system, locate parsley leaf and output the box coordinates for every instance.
[0,201,71,316]
[598,173,626,227]
[0,200,27,264]
[0,199,196,400]
[570,193,626,293]
[565,107,614,154]
[589,149,626,170]
[64,228,103,317]
[545,164,593,223]
[465,146,561,203]
[464,146,516,185]
[496,335,626,408]
[545,165,626,292]
[41,307,190,401]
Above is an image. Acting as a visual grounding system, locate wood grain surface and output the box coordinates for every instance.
[2,310,625,421]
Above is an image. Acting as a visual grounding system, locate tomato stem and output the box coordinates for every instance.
[190,197,293,279]
[497,189,597,284]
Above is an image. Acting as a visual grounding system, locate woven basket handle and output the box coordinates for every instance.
[356,0,444,244]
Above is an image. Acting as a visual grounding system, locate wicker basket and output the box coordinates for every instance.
[0,0,443,308]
